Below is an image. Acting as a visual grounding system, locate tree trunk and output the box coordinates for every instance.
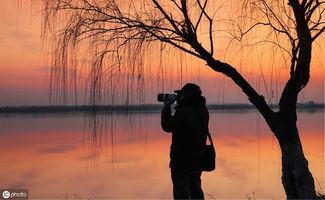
[274,112,316,199]
[202,58,317,199]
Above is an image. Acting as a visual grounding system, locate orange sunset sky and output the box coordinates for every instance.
[0,0,324,106]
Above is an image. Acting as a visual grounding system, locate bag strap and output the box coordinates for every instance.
[207,131,214,146]
[195,106,214,147]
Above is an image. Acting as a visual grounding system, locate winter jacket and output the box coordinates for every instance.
[161,104,209,171]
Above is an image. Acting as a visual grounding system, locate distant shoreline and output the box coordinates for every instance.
[0,103,323,113]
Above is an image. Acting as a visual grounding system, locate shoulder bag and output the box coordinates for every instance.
[202,130,216,172]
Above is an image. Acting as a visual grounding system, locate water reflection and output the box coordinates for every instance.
[0,110,323,199]
[83,111,152,169]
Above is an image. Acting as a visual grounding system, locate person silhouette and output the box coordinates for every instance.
[161,83,209,200]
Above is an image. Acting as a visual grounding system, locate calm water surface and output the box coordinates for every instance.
[0,110,324,199]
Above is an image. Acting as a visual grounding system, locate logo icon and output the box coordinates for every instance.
[2,191,10,199]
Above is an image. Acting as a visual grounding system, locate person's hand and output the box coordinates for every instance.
[164,101,171,106]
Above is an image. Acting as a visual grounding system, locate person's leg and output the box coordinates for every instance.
[189,171,204,200]
[171,168,191,199]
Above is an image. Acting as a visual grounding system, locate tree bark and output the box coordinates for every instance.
[275,112,316,199]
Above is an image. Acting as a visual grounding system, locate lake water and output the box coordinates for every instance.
[0,110,324,199]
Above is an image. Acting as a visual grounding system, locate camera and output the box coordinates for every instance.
[157,93,177,103]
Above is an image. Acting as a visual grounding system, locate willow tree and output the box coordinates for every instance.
[41,0,324,198]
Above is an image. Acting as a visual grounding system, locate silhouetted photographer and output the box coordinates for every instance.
[160,83,210,200]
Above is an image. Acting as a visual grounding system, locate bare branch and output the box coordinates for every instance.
[150,0,182,35]
[306,0,323,22]
[170,0,182,13]
[312,25,325,40]
[196,0,214,55]
[310,7,325,30]
[260,1,295,42]
[139,23,203,59]
[180,0,195,37]
[194,0,208,32]
[304,0,315,11]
